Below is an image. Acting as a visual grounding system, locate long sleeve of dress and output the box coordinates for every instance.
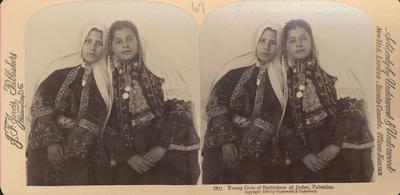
[330,97,374,149]
[28,71,65,152]
[240,112,275,159]
[154,99,201,184]
[203,70,244,149]
[156,99,200,151]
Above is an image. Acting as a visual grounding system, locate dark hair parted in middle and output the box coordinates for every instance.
[282,19,314,53]
[108,20,143,56]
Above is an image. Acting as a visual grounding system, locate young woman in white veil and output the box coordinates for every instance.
[27,22,113,185]
[202,21,289,184]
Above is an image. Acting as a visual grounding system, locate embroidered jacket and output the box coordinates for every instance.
[27,65,108,162]
[279,61,374,163]
[203,64,284,165]
[104,61,200,169]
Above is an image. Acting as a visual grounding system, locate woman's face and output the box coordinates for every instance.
[112,27,139,62]
[285,26,312,60]
[81,29,104,63]
[256,29,278,63]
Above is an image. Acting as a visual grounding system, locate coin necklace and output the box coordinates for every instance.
[294,62,306,99]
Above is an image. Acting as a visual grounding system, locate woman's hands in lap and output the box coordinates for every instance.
[127,155,154,174]
[144,146,167,164]
[222,143,239,169]
[300,144,341,172]
[302,153,328,172]
[47,143,64,169]
[318,144,341,162]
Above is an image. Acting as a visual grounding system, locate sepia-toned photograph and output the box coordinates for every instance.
[200,1,375,184]
[1,0,400,194]
[25,1,200,185]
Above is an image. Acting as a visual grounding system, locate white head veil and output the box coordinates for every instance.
[34,21,113,112]
[208,21,287,111]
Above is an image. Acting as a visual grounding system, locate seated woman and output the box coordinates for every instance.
[279,19,374,183]
[202,21,288,184]
[27,22,112,185]
[104,20,200,185]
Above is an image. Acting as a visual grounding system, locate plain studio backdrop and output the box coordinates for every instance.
[25,1,200,136]
[200,1,375,137]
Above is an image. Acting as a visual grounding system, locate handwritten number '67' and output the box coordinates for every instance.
[192,2,205,14]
